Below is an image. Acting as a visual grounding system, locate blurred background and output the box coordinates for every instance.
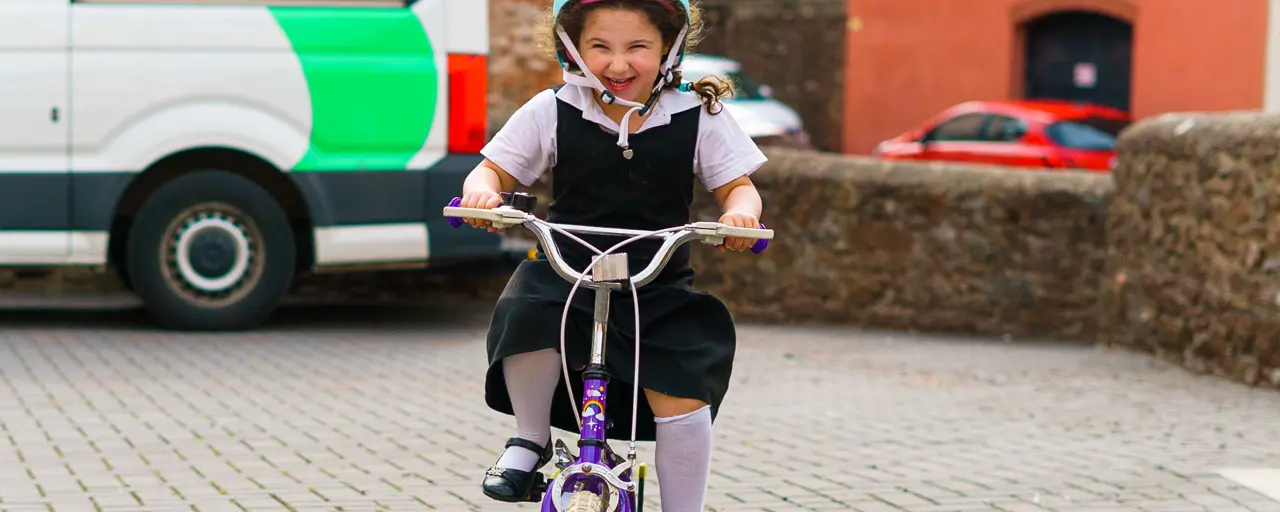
[2,1,1280,511]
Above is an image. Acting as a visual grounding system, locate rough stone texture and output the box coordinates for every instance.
[1102,112,1280,390]
[687,149,1112,341]
[695,0,846,152]
[487,0,561,136]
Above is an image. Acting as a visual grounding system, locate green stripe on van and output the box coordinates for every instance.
[269,7,438,171]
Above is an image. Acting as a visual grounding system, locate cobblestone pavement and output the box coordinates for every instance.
[1,305,1279,512]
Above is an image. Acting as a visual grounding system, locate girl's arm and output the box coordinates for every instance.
[712,174,762,219]
[712,175,764,252]
[463,159,520,197]
[458,160,521,231]
[463,88,558,202]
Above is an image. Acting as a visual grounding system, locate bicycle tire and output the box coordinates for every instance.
[566,490,606,512]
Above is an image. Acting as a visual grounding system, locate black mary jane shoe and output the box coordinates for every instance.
[481,437,554,502]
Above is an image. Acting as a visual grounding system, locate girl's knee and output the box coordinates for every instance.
[644,389,708,419]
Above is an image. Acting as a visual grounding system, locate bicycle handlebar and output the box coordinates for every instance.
[443,196,773,289]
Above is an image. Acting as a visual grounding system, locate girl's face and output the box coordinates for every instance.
[577,7,666,104]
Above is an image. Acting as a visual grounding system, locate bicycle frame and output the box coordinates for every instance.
[445,193,771,511]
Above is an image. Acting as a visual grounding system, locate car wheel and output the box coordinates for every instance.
[126,170,296,331]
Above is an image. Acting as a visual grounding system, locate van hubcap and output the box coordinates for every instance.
[161,203,265,307]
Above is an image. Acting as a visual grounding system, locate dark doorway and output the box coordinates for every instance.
[1023,11,1133,112]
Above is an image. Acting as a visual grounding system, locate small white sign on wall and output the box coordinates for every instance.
[1074,62,1097,88]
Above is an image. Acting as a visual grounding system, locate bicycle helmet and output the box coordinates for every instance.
[551,0,692,158]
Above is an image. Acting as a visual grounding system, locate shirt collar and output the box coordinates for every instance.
[555,84,701,134]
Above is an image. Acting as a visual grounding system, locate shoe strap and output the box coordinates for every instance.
[504,437,548,454]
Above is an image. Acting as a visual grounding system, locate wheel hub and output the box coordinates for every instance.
[175,215,252,293]
[187,228,238,279]
[160,203,264,307]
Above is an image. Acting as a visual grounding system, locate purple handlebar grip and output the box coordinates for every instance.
[750,223,769,254]
[446,197,464,228]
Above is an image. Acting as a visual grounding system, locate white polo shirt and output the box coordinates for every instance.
[480,84,768,192]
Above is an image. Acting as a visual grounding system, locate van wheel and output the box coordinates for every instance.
[126,170,296,331]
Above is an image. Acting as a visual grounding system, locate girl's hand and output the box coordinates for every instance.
[717,211,759,252]
[460,190,504,232]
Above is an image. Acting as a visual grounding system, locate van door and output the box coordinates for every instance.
[0,0,71,263]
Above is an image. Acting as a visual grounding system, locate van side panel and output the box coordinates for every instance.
[70,5,313,173]
[0,0,76,263]
[407,0,449,170]
[441,0,489,55]
[268,6,447,266]
[4,1,500,269]
[268,7,439,172]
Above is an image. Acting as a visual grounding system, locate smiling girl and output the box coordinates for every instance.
[456,1,767,509]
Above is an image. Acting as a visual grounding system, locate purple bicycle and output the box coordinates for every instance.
[444,192,771,511]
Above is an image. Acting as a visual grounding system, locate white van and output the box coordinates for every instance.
[0,0,504,330]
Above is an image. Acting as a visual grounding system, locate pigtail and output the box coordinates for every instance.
[667,70,734,115]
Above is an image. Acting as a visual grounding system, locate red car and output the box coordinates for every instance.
[873,100,1132,172]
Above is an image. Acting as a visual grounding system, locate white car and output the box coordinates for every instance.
[679,54,810,147]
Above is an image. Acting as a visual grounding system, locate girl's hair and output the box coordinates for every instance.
[536,0,735,114]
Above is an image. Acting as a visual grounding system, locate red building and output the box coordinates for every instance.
[841,0,1270,155]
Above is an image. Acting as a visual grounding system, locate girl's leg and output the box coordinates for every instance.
[496,348,562,468]
[481,348,562,502]
[646,389,713,512]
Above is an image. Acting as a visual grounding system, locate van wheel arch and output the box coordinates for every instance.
[108,147,316,289]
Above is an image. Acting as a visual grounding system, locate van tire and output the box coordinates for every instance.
[126,170,296,331]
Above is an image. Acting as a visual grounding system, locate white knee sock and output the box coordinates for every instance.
[655,406,712,512]
[496,348,561,470]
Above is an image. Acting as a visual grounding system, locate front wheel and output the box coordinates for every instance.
[565,491,606,512]
[126,170,296,331]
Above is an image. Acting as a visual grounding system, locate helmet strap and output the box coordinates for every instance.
[555,22,690,159]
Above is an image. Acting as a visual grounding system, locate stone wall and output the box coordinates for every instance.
[1101,112,1280,388]
[488,0,561,135]
[687,150,1112,340]
[693,0,846,152]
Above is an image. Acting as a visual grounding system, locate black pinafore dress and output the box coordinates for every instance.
[483,89,737,442]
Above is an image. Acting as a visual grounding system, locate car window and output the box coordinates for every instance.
[983,115,1028,142]
[1046,121,1117,150]
[724,71,765,100]
[927,113,987,141]
[1072,116,1131,137]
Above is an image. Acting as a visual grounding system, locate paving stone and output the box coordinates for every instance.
[2,306,1279,511]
